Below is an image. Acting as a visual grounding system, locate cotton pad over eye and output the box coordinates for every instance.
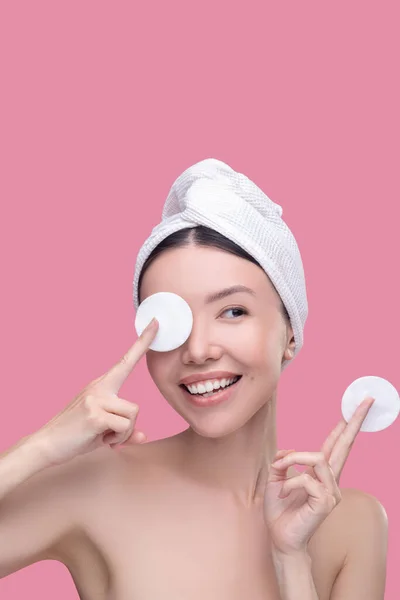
[341,376,400,432]
[135,292,193,352]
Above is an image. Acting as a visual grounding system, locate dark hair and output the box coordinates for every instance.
[138,226,290,324]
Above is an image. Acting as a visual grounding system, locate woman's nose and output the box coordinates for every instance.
[181,320,222,365]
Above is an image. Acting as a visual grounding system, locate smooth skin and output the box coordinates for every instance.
[0,245,388,599]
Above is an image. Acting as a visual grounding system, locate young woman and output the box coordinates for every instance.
[0,160,387,600]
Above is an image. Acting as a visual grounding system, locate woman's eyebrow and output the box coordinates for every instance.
[205,285,256,304]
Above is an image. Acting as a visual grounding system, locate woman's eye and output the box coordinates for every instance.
[221,307,248,319]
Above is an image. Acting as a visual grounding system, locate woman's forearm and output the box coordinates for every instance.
[0,435,50,503]
[271,549,319,600]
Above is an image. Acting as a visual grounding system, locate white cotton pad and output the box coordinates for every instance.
[135,292,193,352]
[341,376,400,432]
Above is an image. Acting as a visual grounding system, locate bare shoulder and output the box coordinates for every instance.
[334,487,388,551]
[308,486,387,568]
[337,486,387,517]
[50,437,178,545]
[332,487,388,542]
[44,446,123,555]
[48,438,178,574]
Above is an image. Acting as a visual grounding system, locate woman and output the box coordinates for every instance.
[0,159,387,599]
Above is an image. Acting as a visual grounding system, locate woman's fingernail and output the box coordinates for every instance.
[272,458,284,467]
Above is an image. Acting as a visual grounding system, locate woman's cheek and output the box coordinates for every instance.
[239,325,274,359]
[252,335,282,376]
[146,352,179,399]
[146,353,168,387]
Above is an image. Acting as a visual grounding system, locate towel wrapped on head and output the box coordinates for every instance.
[133,158,308,370]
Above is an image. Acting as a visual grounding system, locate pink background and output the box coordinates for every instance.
[0,1,398,598]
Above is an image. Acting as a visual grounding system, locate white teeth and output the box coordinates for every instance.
[185,376,240,395]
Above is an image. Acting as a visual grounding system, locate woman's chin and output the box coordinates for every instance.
[183,412,248,439]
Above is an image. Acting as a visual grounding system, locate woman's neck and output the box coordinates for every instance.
[177,391,278,506]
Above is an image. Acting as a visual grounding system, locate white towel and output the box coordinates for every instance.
[133,158,308,369]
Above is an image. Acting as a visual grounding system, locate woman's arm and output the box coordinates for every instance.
[272,549,319,600]
[330,489,388,600]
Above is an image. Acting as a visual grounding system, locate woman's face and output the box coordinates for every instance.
[139,245,294,436]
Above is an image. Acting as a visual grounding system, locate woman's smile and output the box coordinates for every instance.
[179,375,243,408]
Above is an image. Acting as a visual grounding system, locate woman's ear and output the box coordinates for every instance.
[283,327,295,361]
[284,347,294,360]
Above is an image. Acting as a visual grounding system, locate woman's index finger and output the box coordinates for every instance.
[102,318,159,391]
[328,397,375,476]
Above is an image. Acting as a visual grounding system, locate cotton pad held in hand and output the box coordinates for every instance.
[135,292,193,352]
[341,376,400,432]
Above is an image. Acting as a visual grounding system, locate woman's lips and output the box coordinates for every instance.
[180,376,242,407]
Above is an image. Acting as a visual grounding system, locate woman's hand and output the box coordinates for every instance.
[29,318,159,468]
[263,396,376,556]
